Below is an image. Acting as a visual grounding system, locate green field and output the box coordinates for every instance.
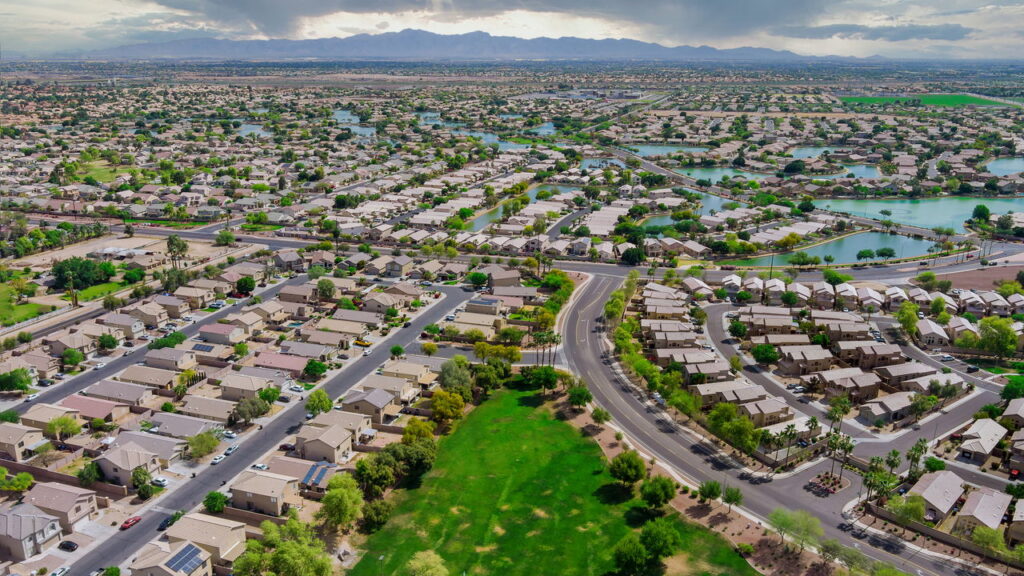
[124,219,201,229]
[840,94,1005,107]
[350,384,757,576]
[62,282,122,302]
[81,161,120,183]
[0,285,44,326]
[240,223,284,232]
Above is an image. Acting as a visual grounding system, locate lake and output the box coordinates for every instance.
[333,110,377,137]
[813,164,881,179]
[985,157,1024,177]
[726,232,936,266]
[452,129,530,151]
[790,147,834,159]
[819,196,1024,232]
[581,158,625,170]
[528,122,557,136]
[467,184,576,232]
[238,123,271,138]
[642,190,747,227]
[674,167,770,182]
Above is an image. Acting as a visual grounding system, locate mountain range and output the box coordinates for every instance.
[82,29,830,62]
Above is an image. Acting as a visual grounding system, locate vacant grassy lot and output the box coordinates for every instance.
[840,94,1004,107]
[349,385,756,576]
[81,161,119,183]
[62,282,122,302]
[0,285,44,326]
[240,223,283,232]
[124,219,201,229]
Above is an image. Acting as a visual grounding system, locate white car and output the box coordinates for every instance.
[94,362,106,369]
[289,384,304,393]
[211,455,226,465]
[940,354,955,362]
[23,393,39,403]
[250,463,269,471]
[222,430,237,439]
[50,568,69,576]
[152,477,169,487]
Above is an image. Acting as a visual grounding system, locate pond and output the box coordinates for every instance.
[819,196,1024,232]
[333,109,377,137]
[812,164,881,180]
[581,158,625,170]
[790,147,835,159]
[499,113,524,120]
[238,123,271,138]
[725,232,937,266]
[631,144,708,157]
[528,122,556,136]
[467,184,576,232]
[674,167,770,182]
[416,111,464,128]
[985,157,1024,177]
[452,129,530,151]
[642,190,747,226]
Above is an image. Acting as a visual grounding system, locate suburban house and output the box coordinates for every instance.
[955,488,1012,535]
[58,395,130,425]
[144,348,198,371]
[909,470,964,522]
[959,418,1007,463]
[173,287,214,309]
[858,392,915,423]
[25,482,98,533]
[777,345,834,377]
[199,323,245,346]
[117,365,178,389]
[149,412,218,439]
[179,396,236,423]
[295,424,353,464]
[111,431,187,467]
[99,313,146,340]
[130,540,213,576]
[93,441,162,487]
[230,470,299,517]
[0,503,63,561]
[0,423,46,462]
[341,388,398,425]
[83,380,154,406]
[253,352,308,378]
[153,295,191,318]
[219,373,275,401]
[129,302,169,328]
[166,513,247,566]
[20,403,80,433]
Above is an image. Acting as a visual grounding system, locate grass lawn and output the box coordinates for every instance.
[62,282,122,302]
[81,160,119,183]
[840,94,1005,107]
[350,384,756,576]
[240,223,284,232]
[0,285,45,326]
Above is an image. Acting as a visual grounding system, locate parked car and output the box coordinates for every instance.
[222,430,237,439]
[23,393,39,403]
[157,517,175,531]
[251,463,269,471]
[58,541,78,552]
[211,455,226,465]
[224,445,239,456]
[279,443,295,451]
[278,395,291,403]
[37,379,53,387]
[940,354,955,362]
[305,412,314,419]
[152,477,169,487]
[50,568,69,576]
[966,365,980,373]
[120,516,142,530]
[289,384,304,393]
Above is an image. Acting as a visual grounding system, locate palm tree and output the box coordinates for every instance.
[885,449,902,476]
[782,424,798,465]
[166,234,188,269]
[837,436,855,486]
[547,333,561,367]
[906,438,928,478]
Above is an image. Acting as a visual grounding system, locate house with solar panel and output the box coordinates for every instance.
[165,513,246,567]
[130,540,212,576]
[229,470,299,517]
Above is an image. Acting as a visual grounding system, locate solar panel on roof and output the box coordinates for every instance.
[302,462,322,485]
[313,463,335,486]
[192,344,214,353]
[166,543,204,574]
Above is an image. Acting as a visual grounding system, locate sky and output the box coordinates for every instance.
[1,0,1022,59]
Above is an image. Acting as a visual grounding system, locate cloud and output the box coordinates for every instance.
[147,0,829,41]
[773,23,974,42]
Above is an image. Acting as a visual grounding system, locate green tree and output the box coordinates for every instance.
[188,431,220,459]
[402,419,435,443]
[466,272,488,288]
[609,450,646,487]
[232,397,270,425]
[236,276,256,294]
[45,415,81,442]
[61,348,84,368]
[0,410,18,423]
[305,389,333,415]
[640,516,682,560]
[317,474,363,531]
[390,345,405,358]
[723,486,744,511]
[234,517,332,576]
[728,321,748,339]
[973,204,991,222]
[567,385,593,410]
[215,229,235,246]
[203,491,228,513]
[430,388,465,424]
[439,358,473,400]
[640,476,677,509]
[360,499,393,533]
[894,301,920,336]
[258,387,280,403]
[751,344,779,364]
[972,525,1007,554]
[612,533,650,576]
[0,369,32,392]
[130,465,152,489]
[233,341,249,357]
[166,235,189,269]
[592,408,612,427]
[697,480,721,503]
[97,333,118,350]
[979,316,1018,360]
[303,359,328,379]
[77,462,103,487]
[421,342,438,356]
[407,550,448,576]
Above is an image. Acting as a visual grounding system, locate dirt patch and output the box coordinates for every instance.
[492,524,505,536]
[662,552,712,575]
[475,545,497,553]
[935,264,1024,290]
[532,508,548,518]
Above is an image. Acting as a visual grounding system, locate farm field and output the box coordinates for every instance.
[349,384,757,576]
[0,285,45,326]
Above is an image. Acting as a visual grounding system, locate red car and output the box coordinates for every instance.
[120,516,142,530]
[1011,469,1020,480]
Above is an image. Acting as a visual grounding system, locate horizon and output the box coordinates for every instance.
[2,0,1022,60]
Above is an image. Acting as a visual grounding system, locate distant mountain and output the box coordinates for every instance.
[82,29,820,62]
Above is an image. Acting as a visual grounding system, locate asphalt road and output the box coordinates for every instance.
[70,283,472,574]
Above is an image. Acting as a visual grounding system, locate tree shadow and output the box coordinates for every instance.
[580,423,602,437]
[624,505,661,528]
[685,501,713,519]
[594,482,633,505]
[516,393,544,408]
[708,511,731,528]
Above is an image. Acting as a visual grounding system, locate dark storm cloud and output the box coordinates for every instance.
[774,23,974,41]
[150,0,829,40]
